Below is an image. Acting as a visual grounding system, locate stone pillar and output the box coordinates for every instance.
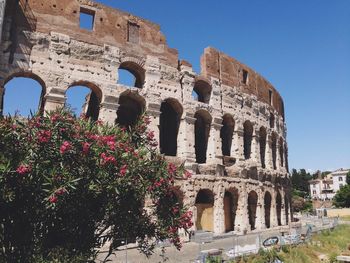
[0,0,6,44]
[276,139,281,170]
[177,112,196,162]
[43,89,65,113]
[281,192,287,225]
[231,125,244,162]
[146,103,161,151]
[255,189,264,230]
[213,185,225,234]
[234,184,249,234]
[207,117,222,164]
[99,103,118,125]
[144,56,161,92]
[270,194,278,228]
[251,128,260,164]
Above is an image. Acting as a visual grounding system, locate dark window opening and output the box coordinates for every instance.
[243,121,253,160]
[159,99,182,156]
[195,111,211,164]
[80,7,95,31]
[269,113,275,129]
[118,62,145,89]
[259,127,267,168]
[193,80,211,104]
[127,22,140,44]
[271,133,277,170]
[224,190,238,232]
[195,189,214,232]
[248,191,258,230]
[116,93,144,128]
[221,114,235,156]
[279,138,284,167]
[264,192,272,229]
[276,192,282,226]
[242,69,248,84]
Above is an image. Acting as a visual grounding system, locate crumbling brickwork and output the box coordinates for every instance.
[0,0,291,235]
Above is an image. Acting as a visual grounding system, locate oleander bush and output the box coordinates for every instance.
[0,110,192,262]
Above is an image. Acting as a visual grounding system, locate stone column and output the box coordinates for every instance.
[251,128,260,164]
[43,89,66,113]
[276,139,281,170]
[266,133,273,170]
[270,193,278,228]
[98,95,119,125]
[207,117,223,164]
[146,103,161,151]
[281,192,287,226]
[231,124,244,162]
[234,184,249,234]
[213,185,225,234]
[177,112,196,163]
[255,188,264,230]
[144,56,161,93]
[0,0,6,44]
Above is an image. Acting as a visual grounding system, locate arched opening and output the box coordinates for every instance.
[264,192,272,229]
[116,91,145,128]
[259,127,267,168]
[194,110,211,164]
[285,195,289,225]
[3,75,45,117]
[269,113,275,129]
[159,99,182,156]
[117,61,145,89]
[248,191,258,230]
[195,189,214,232]
[243,121,253,160]
[192,79,211,104]
[271,133,277,170]
[276,192,282,226]
[279,137,284,167]
[65,82,101,121]
[224,189,238,232]
[221,114,235,156]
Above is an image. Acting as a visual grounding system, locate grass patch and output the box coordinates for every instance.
[231,224,350,263]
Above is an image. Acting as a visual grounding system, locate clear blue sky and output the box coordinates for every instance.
[4,0,350,172]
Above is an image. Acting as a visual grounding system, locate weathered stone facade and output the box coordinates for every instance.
[0,0,291,235]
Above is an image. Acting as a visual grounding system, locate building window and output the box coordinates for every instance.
[128,22,140,44]
[312,190,316,195]
[80,7,95,31]
[339,177,343,181]
[242,69,248,84]
[340,184,343,188]
[269,90,273,105]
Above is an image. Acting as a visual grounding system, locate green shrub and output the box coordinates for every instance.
[0,110,193,262]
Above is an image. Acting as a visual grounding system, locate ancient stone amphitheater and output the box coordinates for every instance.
[0,0,291,235]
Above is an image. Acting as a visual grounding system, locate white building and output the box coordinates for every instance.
[309,168,349,200]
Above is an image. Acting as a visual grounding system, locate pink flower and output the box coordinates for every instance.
[38,130,51,143]
[16,164,31,175]
[168,163,177,175]
[100,153,116,165]
[82,142,91,155]
[55,188,66,196]
[184,170,192,179]
[120,164,128,176]
[50,114,60,123]
[60,141,72,154]
[107,140,116,151]
[49,195,58,204]
[147,131,155,141]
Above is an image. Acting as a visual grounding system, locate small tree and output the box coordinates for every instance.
[0,110,193,262]
[333,185,350,208]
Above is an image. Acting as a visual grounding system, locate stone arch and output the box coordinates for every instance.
[118,61,145,89]
[66,81,102,121]
[195,189,214,232]
[243,120,254,160]
[224,188,239,232]
[259,127,267,168]
[264,191,272,228]
[1,72,46,116]
[285,194,289,225]
[192,78,212,104]
[271,132,277,170]
[247,190,258,230]
[276,191,282,226]
[115,90,146,127]
[220,114,235,156]
[279,137,284,167]
[194,110,212,164]
[159,98,183,156]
